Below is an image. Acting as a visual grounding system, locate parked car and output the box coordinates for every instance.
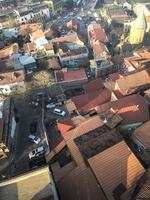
[46,103,56,109]
[30,122,37,133]
[28,134,41,144]
[29,146,45,159]
[53,108,66,117]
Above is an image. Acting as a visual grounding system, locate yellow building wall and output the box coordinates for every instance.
[129,28,145,44]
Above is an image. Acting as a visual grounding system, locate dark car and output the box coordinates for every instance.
[30,122,37,133]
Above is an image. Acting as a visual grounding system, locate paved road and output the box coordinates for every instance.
[0,94,44,179]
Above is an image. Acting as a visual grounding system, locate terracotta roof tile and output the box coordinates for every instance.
[0,70,25,85]
[57,119,75,135]
[88,23,108,44]
[116,70,150,95]
[47,58,61,70]
[0,43,18,60]
[56,69,87,82]
[71,88,111,113]
[57,163,107,200]
[88,141,145,200]
[96,94,149,125]
[133,121,150,149]
[83,79,104,93]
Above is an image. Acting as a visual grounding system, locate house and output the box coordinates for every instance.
[49,114,121,200]
[19,55,36,73]
[14,3,50,25]
[0,97,16,159]
[132,121,150,151]
[30,29,49,47]
[0,70,25,95]
[91,59,114,78]
[95,94,149,132]
[52,33,88,66]
[48,112,144,200]
[0,166,59,200]
[47,58,61,70]
[24,42,37,56]
[88,23,108,46]
[92,41,110,61]
[55,69,87,88]
[0,11,17,30]
[42,43,54,57]
[0,43,19,61]
[18,23,42,36]
[115,70,150,96]
[71,88,111,114]
[103,6,130,25]
[88,141,145,200]
[123,48,150,72]
[88,24,114,78]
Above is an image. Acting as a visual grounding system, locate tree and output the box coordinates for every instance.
[37,58,48,70]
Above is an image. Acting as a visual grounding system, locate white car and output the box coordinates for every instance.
[28,135,41,144]
[46,103,56,109]
[53,108,66,117]
[29,146,45,159]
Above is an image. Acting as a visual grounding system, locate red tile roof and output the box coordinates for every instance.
[109,72,122,81]
[57,119,75,134]
[47,58,61,70]
[88,141,145,200]
[56,69,87,82]
[133,121,150,149]
[96,94,149,125]
[83,79,104,93]
[57,163,107,200]
[116,70,150,95]
[71,88,111,113]
[88,24,108,44]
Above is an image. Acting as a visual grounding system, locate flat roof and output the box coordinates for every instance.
[0,166,54,200]
[19,55,35,65]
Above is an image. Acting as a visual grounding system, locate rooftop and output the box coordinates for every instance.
[116,70,150,95]
[47,58,61,70]
[75,127,122,159]
[0,43,18,60]
[88,23,108,44]
[55,69,87,82]
[124,48,150,70]
[88,141,145,200]
[30,29,45,41]
[0,70,25,86]
[0,166,54,200]
[96,94,149,125]
[19,55,36,66]
[83,79,104,93]
[71,88,111,113]
[133,121,150,149]
[18,23,42,36]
